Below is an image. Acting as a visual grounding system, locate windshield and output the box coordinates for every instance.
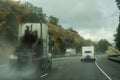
[85,51,92,53]
[0,0,120,80]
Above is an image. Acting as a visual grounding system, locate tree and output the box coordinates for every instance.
[23,2,47,22]
[48,16,59,26]
[24,2,60,25]
[114,24,120,50]
[116,0,120,10]
[97,39,111,53]
[114,0,120,50]
[21,13,40,23]
[67,27,77,33]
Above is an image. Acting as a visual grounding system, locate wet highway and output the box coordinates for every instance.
[0,54,120,80]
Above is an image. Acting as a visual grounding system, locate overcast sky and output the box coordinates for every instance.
[19,0,119,42]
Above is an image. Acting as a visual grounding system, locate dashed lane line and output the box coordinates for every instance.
[40,73,48,78]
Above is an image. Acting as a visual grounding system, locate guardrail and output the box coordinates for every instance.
[52,56,78,61]
[107,54,120,62]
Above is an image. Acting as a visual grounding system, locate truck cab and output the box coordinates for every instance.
[9,23,52,71]
[81,46,95,62]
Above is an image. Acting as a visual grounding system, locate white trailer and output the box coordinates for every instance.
[65,48,76,56]
[81,46,95,62]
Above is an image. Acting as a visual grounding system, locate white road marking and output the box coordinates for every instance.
[95,62,112,80]
[40,73,48,78]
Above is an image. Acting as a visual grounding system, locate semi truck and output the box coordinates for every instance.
[81,46,95,62]
[9,23,53,71]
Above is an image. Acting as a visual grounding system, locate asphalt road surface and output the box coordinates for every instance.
[0,54,120,80]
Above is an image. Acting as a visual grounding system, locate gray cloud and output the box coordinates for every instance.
[20,0,119,42]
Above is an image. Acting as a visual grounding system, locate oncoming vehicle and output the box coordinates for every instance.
[81,46,95,62]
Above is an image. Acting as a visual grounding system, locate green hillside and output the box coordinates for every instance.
[0,0,106,56]
[0,0,83,55]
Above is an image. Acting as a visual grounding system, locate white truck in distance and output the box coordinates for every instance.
[81,46,95,62]
[65,48,76,56]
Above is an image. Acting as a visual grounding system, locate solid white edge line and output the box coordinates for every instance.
[95,62,112,80]
[40,73,48,78]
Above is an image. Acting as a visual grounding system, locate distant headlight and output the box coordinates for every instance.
[9,54,18,60]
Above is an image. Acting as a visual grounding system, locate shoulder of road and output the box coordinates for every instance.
[107,54,120,62]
